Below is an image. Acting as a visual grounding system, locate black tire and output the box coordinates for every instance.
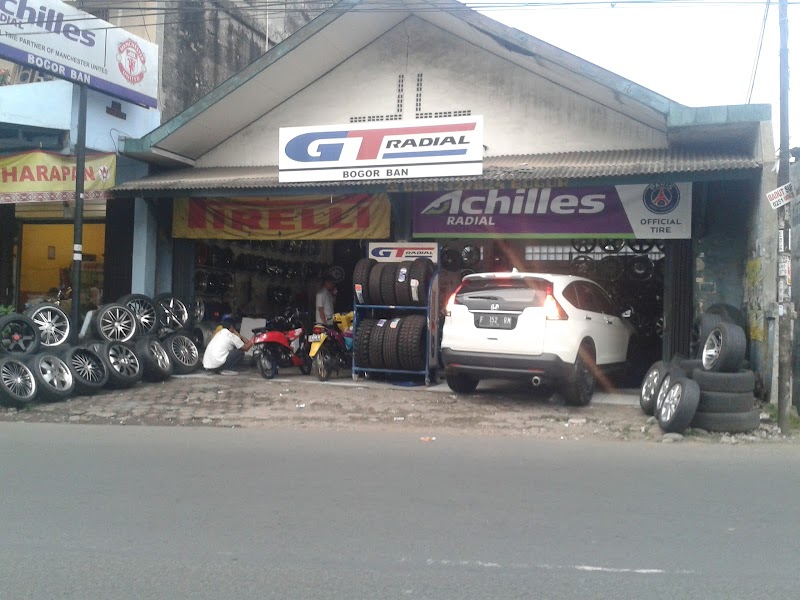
[639,360,668,416]
[352,258,376,305]
[369,319,390,369]
[381,317,404,370]
[398,314,427,372]
[563,344,595,406]
[706,303,747,331]
[86,340,143,389]
[697,391,755,413]
[654,366,686,416]
[394,261,414,306]
[701,322,746,373]
[163,332,200,375]
[627,239,655,254]
[446,373,479,394]
[690,313,726,359]
[657,377,701,433]
[679,358,704,373]
[25,303,71,349]
[0,356,37,407]
[368,263,387,306]
[299,352,313,376]
[690,409,760,433]
[257,350,278,380]
[134,336,174,382]
[407,258,434,306]
[155,294,192,330]
[91,303,138,343]
[0,314,41,356]
[62,346,108,395]
[26,352,74,402]
[354,319,377,369]
[379,263,399,306]
[118,294,159,337]
[691,369,755,393]
[313,346,332,382]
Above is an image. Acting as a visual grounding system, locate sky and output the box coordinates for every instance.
[471,0,798,153]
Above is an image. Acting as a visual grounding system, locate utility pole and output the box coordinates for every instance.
[777,0,792,434]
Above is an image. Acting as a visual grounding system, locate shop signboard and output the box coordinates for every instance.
[367,242,438,263]
[0,0,158,107]
[172,194,391,240]
[0,149,115,203]
[766,182,795,210]
[278,116,484,183]
[412,183,692,239]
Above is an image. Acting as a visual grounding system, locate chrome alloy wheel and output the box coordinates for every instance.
[641,368,661,403]
[100,306,136,342]
[70,350,105,383]
[701,329,722,370]
[659,382,683,423]
[108,344,140,377]
[159,297,190,329]
[1,360,36,400]
[29,306,70,347]
[125,298,157,335]
[37,356,73,390]
[148,340,171,371]
[1,319,37,353]
[171,335,198,366]
[193,299,205,323]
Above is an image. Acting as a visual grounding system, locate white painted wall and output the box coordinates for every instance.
[0,80,73,130]
[76,88,162,153]
[200,16,667,167]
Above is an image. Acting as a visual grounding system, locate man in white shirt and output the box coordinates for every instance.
[315,277,336,325]
[202,315,254,374]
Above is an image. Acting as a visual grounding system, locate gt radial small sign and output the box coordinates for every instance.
[278,117,484,183]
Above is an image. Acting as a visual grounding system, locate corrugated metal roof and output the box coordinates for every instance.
[113,148,760,194]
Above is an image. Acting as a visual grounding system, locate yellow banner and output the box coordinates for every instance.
[0,150,116,193]
[172,194,391,240]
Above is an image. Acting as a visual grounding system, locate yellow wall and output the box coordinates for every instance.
[19,224,105,301]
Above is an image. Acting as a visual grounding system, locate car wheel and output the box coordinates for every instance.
[690,313,726,358]
[655,366,686,416]
[352,258,376,304]
[690,409,760,433]
[25,303,71,349]
[368,263,387,306]
[155,294,192,330]
[26,352,74,402]
[563,344,595,406]
[701,322,746,373]
[446,373,479,394]
[62,346,109,395]
[379,263,399,306]
[639,360,668,416]
[0,356,37,407]
[657,377,700,434]
[87,340,143,389]
[118,294,159,337]
[163,332,200,375]
[135,336,173,382]
[92,303,138,343]
[0,314,41,356]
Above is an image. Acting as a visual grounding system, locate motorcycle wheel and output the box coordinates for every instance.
[299,352,313,376]
[314,348,332,382]
[258,351,278,380]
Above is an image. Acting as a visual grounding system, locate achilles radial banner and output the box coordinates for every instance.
[173,194,391,240]
[412,183,692,239]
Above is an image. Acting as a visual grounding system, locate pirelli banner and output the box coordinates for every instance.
[173,194,391,240]
[0,150,116,204]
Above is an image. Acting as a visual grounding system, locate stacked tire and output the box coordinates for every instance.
[354,315,428,372]
[352,258,434,306]
[639,312,757,434]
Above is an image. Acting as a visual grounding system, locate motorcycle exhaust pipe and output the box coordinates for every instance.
[531,376,542,387]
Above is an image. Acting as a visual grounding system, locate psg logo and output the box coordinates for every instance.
[643,183,680,214]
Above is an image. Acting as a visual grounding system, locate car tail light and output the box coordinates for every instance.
[544,289,568,320]
[445,288,461,317]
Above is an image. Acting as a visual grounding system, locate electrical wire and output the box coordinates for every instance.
[746,0,770,103]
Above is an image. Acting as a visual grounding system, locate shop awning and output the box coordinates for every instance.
[112,148,761,195]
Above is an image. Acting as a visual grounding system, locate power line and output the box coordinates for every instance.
[746,0,770,103]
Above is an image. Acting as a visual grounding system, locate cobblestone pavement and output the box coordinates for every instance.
[0,367,794,444]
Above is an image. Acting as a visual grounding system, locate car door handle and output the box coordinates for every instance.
[585,315,592,320]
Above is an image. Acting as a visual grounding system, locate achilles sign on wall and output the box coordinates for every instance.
[278,117,484,183]
[412,183,692,239]
[0,0,158,107]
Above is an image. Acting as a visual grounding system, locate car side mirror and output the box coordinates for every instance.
[621,309,632,318]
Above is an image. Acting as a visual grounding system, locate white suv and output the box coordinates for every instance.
[441,270,635,405]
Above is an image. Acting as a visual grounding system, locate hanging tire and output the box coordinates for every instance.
[26,352,74,403]
[639,360,668,416]
[563,344,595,406]
[354,318,377,369]
[407,258,434,306]
[706,303,747,331]
[691,409,760,433]
[446,373,479,394]
[368,263,387,306]
[654,366,686,417]
[657,377,700,433]
[398,314,427,372]
[697,391,755,413]
[257,350,278,380]
[62,346,108,395]
[626,239,654,254]
[0,356,37,407]
[394,261,414,306]
[91,303,138,343]
[701,322,746,373]
[690,313,726,358]
[353,258,376,304]
[163,332,200,375]
[691,369,755,393]
[313,345,332,381]
[117,294,159,337]
[380,263,400,306]
[381,317,404,370]
[155,294,192,330]
[571,255,595,276]
[25,303,70,349]
[86,340,143,389]
[369,319,390,369]
[599,239,625,253]
[571,239,596,253]
[0,314,41,356]
[134,336,173,382]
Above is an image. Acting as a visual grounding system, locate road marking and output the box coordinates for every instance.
[420,558,694,575]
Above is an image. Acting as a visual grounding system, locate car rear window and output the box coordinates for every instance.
[455,278,550,311]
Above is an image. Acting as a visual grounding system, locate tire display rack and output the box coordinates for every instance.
[351,258,440,386]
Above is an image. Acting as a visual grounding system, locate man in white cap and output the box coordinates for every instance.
[202,314,253,374]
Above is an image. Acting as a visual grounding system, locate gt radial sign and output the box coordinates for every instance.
[0,0,158,107]
[278,116,484,183]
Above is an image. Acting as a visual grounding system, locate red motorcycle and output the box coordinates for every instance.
[251,308,312,379]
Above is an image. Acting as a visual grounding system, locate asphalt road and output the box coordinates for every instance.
[1,423,799,600]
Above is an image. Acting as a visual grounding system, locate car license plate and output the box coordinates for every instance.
[307,334,322,342]
[475,314,516,329]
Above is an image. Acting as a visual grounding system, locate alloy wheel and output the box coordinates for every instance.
[125,298,157,335]
[71,350,105,383]
[159,297,190,329]
[659,383,683,423]
[701,329,723,370]
[171,335,198,366]
[1,360,36,400]
[1,319,37,353]
[100,306,137,342]
[29,306,70,347]
[108,344,140,377]
[148,340,171,371]
[37,356,73,390]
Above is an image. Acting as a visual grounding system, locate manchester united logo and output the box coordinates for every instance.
[117,39,147,85]
[643,183,680,215]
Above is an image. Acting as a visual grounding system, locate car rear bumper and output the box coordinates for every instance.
[441,348,574,383]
